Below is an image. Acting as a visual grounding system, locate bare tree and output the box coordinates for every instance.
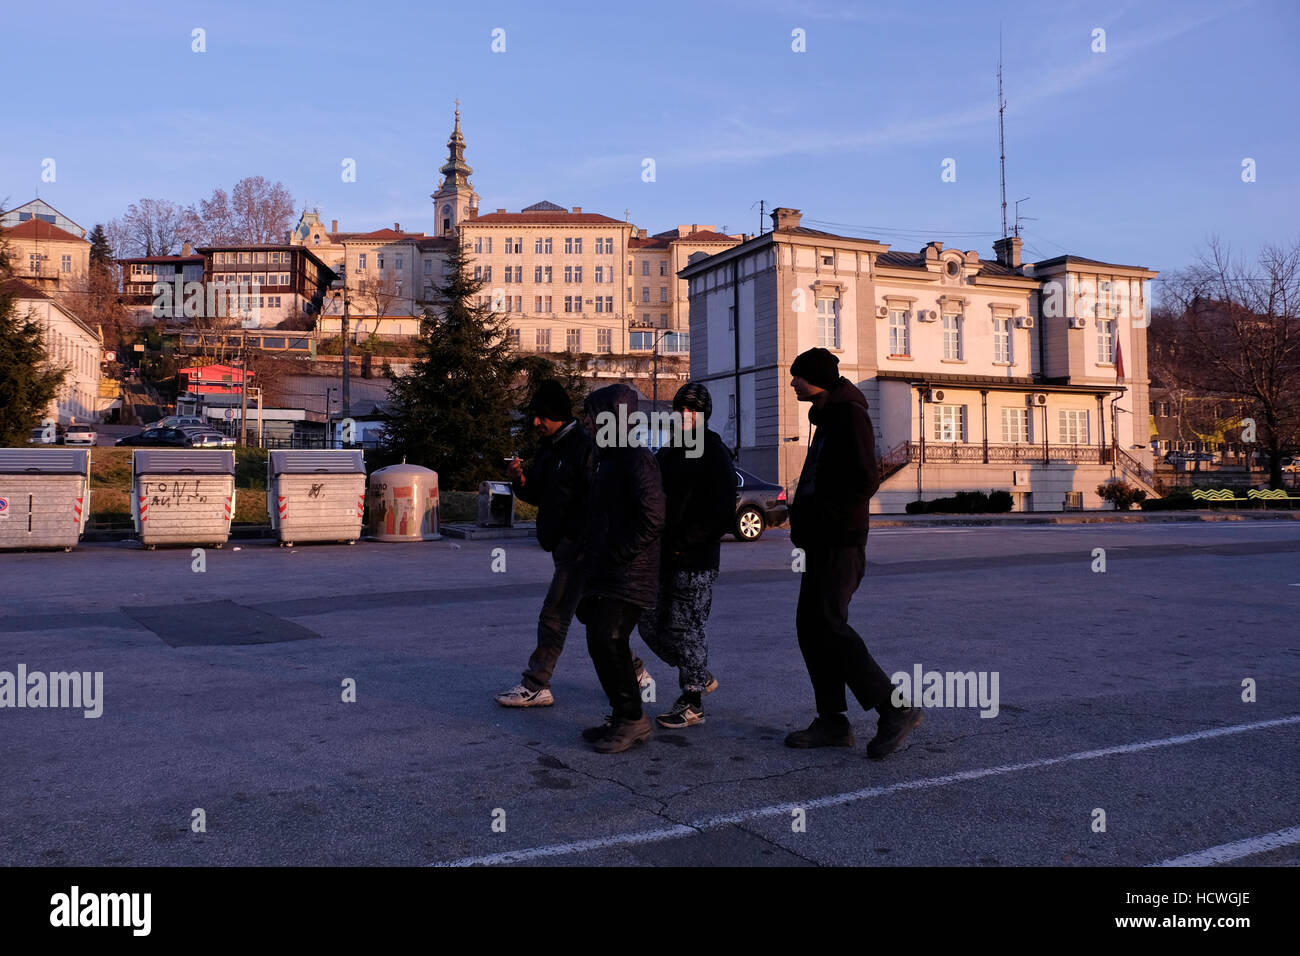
[1151,237,1300,487]
[107,199,188,257]
[230,176,295,244]
[182,188,238,246]
[355,270,406,320]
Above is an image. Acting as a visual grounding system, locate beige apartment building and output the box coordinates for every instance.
[680,207,1159,512]
[2,277,104,423]
[1,217,90,293]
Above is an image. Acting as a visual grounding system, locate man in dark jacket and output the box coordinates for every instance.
[496,380,651,707]
[785,348,923,759]
[636,382,735,729]
[577,384,666,753]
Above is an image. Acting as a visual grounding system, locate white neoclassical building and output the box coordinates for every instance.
[679,207,1159,513]
[3,277,104,424]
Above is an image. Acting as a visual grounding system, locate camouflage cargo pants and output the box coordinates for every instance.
[637,568,719,696]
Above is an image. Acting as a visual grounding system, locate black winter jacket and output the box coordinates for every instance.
[657,427,736,573]
[511,419,594,552]
[579,385,666,608]
[789,377,881,549]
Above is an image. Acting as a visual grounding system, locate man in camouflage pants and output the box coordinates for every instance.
[637,383,737,728]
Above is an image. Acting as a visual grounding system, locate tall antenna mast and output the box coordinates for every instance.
[998,28,1008,239]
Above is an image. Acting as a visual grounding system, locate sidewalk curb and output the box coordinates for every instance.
[871,510,1300,528]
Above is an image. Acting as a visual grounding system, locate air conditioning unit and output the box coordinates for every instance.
[1068,316,1087,329]
[1014,315,1035,329]
[1027,393,1048,406]
[918,309,938,322]
[924,389,945,403]
[876,305,888,319]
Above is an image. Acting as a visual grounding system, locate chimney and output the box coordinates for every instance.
[496,208,506,214]
[572,206,582,214]
[331,219,338,233]
[993,236,1023,269]
[181,242,193,256]
[394,222,400,231]
[771,207,802,231]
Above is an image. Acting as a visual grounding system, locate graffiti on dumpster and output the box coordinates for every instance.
[145,480,209,508]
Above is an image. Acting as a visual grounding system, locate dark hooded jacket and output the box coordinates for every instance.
[511,419,594,553]
[789,377,881,549]
[579,385,665,608]
[657,426,736,573]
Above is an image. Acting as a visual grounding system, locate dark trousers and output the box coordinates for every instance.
[584,595,645,721]
[638,568,717,695]
[795,543,894,721]
[522,539,584,691]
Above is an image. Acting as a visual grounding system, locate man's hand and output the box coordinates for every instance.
[506,456,524,484]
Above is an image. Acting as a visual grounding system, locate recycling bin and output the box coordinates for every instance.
[367,462,439,541]
[267,450,366,547]
[0,449,90,551]
[477,481,515,527]
[132,450,235,549]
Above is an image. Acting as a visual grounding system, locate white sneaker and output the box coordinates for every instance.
[495,683,555,707]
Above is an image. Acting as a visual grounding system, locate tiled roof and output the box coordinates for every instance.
[778,224,863,240]
[522,200,567,211]
[0,276,49,299]
[1031,254,1152,272]
[1,220,88,243]
[977,261,1024,277]
[470,211,626,225]
[674,230,737,243]
[877,250,925,268]
[342,228,426,241]
[630,237,669,249]
[415,236,453,251]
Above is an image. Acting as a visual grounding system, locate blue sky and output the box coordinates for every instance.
[6,0,1297,295]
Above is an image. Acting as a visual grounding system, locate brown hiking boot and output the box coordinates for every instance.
[867,707,924,760]
[592,715,653,753]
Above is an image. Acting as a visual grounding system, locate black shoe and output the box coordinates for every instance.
[592,715,653,753]
[581,714,615,743]
[784,717,854,749]
[867,707,924,760]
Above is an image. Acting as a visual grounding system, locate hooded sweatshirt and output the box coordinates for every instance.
[579,385,666,608]
[789,376,881,548]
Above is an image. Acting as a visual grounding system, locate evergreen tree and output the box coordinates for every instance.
[0,247,66,446]
[383,238,518,488]
[88,224,113,269]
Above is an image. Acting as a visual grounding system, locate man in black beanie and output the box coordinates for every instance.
[496,379,651,707]
[785,348,923,758]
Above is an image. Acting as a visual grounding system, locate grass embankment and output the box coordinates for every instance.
[87,447,536,528]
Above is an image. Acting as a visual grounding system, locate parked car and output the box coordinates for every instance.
[733,468,789,542]
[146,416,206,431]
[27,424,66,445]
[1281,457,1300,474]
[115,427,195,448]
[179,427,235,448]
[63,424,97,446]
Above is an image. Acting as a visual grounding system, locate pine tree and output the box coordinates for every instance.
[0,247,66,446]
[383,238,519,488]
[88,224,113,269]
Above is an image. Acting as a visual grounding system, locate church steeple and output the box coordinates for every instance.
[432,106,479,238]
[440,108,473,187]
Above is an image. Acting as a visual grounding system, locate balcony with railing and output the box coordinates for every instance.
[880,441,1110,471]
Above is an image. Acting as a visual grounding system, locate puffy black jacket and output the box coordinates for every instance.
[511,419,594,552]
[579,385,665,608]
[789,377,881,549]
[657,427,736,573]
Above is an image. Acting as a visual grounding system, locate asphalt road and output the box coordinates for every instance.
[1,521,1297,867]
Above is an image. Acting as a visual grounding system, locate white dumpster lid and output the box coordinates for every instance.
[269,450,365,474]
[0,449,89,474]
[133,450,235,475]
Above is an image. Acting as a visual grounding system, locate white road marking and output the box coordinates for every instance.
[431,714,1300,867]
[1152,825,1300,867]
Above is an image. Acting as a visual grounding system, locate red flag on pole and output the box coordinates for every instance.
[1115,338,1125,385]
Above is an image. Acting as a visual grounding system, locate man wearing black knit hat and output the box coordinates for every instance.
[496,379,650,707]
[785,348,923,758]
[633,382,735,729]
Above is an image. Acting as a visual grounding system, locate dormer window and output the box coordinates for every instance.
[945,260,961,277]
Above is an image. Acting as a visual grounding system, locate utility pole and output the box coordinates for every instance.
[239,329,249,446]
[341,285,351,421]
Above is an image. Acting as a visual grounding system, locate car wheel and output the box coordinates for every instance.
[735,506,765,542]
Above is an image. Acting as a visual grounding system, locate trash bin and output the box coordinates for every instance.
[0,449,90,552]
[267,450,366,547]
[132,450,236,549]
[367,462,439,541]
[478,481,515,527]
